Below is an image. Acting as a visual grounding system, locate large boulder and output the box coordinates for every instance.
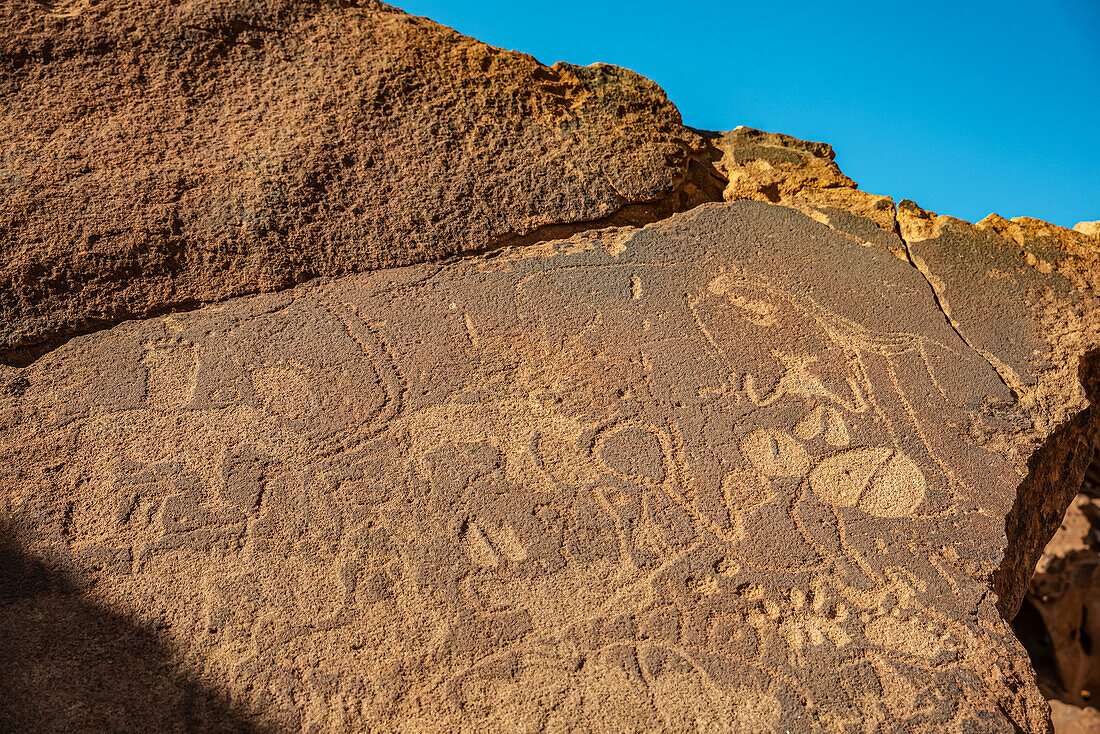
[3,197,1099,731]
[4,2,1100,731]
[0,0,718,360]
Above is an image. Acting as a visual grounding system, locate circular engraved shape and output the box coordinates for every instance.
[597,424,666,485]
[808,447,926,518]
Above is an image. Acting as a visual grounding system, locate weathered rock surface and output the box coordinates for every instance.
[4,2,1100,732]
[1074,221,1100,239]
[711,126,901,242]
[2,197,1099,732]
[1013,455,1100,734]
[1050,699,1100,734]
[0,0,718,361]
[1017,487,1100,706]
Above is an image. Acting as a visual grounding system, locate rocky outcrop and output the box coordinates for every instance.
[2,2,1100,732]
[0,0,720,362]
[719,118,1100,734]
[3,194,1099,731]
[1017,487,1100,706]
[1074,221,1100,239]
[1013,446,1100,734]
[710,126,899,238]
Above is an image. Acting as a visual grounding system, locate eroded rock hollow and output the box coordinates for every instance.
[2,1,1100,732]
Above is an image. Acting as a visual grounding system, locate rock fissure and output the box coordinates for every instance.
[0,0,720,362]
[445,146,729,261]
[893,211,1025,400]
[1010,379,1100,729]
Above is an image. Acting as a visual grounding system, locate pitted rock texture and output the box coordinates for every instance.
[3,200,1100,732]
[891,207,1100,622]
[0,0,712,360]
[710,126,900,240]
[4,2,1100,729]
[1017,487,1100,711]
[742,134,1100,729]
[1013,445,1100,734]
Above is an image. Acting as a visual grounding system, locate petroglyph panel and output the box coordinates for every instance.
[0,202,1074,732]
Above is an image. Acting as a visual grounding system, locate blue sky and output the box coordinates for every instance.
[399,1,1098,229]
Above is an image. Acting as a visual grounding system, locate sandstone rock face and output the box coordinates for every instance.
[1014,446,1100,734]
[711,126,900,239]
[1074,221,1100,239]
[1050,699,1100,734]
[1017,488,1100,708]
[4,3,1100,732]
[0,0,715,360]
[3,198,1099,732]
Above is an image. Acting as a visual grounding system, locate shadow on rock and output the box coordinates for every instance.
[0,532,267,733]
